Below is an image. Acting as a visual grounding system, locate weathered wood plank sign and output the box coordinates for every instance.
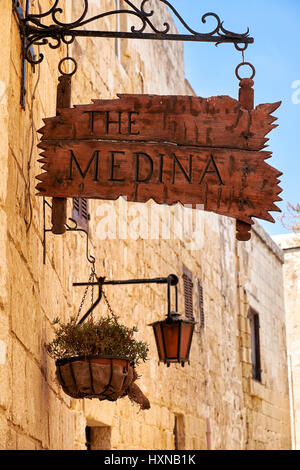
[36,81,282,237]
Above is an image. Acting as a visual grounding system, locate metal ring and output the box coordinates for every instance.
[62,34,75,45]
[235,62,256,81]
[58,57,78,77]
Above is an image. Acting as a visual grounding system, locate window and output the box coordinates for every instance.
[85,426,92,451]
[248,309,262,382]
[183,265,194,321]
[173,414,185,450]
[72,198,89,231]
[85,425,111,450]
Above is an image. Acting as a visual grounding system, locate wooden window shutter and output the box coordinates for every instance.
[198,279,205,329]
[72,198,89,231]
[183,265,194,321]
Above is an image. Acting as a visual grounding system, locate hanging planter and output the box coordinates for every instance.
[46,274,150,410]
[55,355,135,402]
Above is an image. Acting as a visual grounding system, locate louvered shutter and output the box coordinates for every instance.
[198,279,205,329]
[72,198,89,231]
[183,266,194,321]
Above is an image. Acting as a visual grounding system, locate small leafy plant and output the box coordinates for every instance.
[46,315,149,367]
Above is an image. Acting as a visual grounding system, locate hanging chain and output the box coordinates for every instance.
[102,289,118,322]
[74,262,118,323]
[75,260,97,323]
[74,254,118,323]
[90,261,96,308]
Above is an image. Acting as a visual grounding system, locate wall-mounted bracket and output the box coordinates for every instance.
[12,0,35,108]
[43,197,95,265]
[72,272,194,368]
[73,273,179,325]
[13,0,254,106]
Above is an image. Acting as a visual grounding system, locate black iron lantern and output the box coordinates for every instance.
[149,275,196,367]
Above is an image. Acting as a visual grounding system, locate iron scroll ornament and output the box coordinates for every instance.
[17,0,254,65]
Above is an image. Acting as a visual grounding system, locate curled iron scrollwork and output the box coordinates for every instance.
[20,0,253,65]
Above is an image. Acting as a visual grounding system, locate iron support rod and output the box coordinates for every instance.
[25,0,30,18]
[74,274,179,323]
[167,275,171,317]
[15,2,254,74]
[23,27,254,45]
[73,274,178,287]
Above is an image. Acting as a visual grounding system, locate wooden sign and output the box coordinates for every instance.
[36,86,282,229]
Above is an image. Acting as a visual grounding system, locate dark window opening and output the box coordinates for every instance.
[72,198,89,232]
[183,265,194,321]
[85,425,112,450]
[174,416,179,450]
[249,309,262,382]
[173,414,185,450]
[85,426,92,451]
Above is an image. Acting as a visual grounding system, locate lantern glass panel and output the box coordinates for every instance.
[153,323,165,361]
[180,322,194,359]
[162,322,179,361]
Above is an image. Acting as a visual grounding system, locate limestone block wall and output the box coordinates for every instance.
[0,0,291,450]
[238,224,291,450]
[273,233,300,450]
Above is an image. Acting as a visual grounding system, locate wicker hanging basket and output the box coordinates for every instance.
[48,273,150,410]
[55,355,150,409]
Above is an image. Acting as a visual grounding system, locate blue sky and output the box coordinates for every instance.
[169,0,300,236]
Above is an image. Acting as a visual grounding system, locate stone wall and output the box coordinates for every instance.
[0,0,291,450]
[273,233,300,450]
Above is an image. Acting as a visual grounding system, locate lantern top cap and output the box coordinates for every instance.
[148,312,197,326]
[167,311,197,324]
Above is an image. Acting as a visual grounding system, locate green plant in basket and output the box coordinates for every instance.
[46,297,150,410]
[46,314,149,366]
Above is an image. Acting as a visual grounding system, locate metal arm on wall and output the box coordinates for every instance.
[12,0,254,107]
[43,197,95,265]
[73,273,195,367]
[73,273,179,324]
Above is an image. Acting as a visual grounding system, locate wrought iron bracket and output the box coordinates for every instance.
[43,197,95,265]
[12,0,35,108]
[13,1,253,105]
[73,273,179,324]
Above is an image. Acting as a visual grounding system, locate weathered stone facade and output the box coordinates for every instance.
[0,1,291,450]
[273,233,300,450]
